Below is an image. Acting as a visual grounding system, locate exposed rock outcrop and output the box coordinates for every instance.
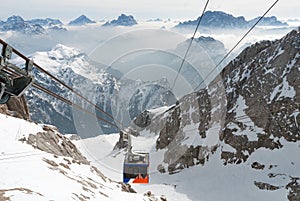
[0,95,30,120]
[286,177,300,201]
[156,104,181,150]
[254,181,281,190]
[22,125,89,164]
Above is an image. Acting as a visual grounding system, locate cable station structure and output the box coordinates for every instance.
[0,0,281,181]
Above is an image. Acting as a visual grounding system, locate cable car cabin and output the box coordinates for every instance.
[123,151,149,184]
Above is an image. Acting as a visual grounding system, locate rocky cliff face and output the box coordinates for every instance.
[149,27,300,171]
[127,28,300,198]
[0,95,30,120]
[219,28,300,164]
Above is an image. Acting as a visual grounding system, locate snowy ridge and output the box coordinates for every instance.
[30,44,106,83]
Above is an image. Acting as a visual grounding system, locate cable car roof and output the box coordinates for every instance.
[124,151,149,165]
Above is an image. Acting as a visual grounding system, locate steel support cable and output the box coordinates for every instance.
[34,63,122,128]
[167,0,281,135]
[194,0,280,90]
[32,83,118,128]
[0,153,44,162]
[35,62,117,124]
[2,68,118,129]
[170,0,210,90]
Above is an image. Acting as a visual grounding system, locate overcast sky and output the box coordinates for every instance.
[0,0,298,22]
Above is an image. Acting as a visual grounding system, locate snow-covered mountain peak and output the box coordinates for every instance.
[30,44,105,83]
[68,15,96,26]
[29,45,73,74]
[48,44,82,60]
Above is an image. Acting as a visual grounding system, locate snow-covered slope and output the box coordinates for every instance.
[0,113,163,201]
[72,126,300,201]
[72,133,191,201]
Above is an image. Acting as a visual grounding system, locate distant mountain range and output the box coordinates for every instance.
[0,15,45,34]
[0,15,66,34]
[0,11,292,35]
[103,14,138,27]
[28,18,63,27]
[175,11,288,29]
[0,13,139,34]
[248,16,289,26]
